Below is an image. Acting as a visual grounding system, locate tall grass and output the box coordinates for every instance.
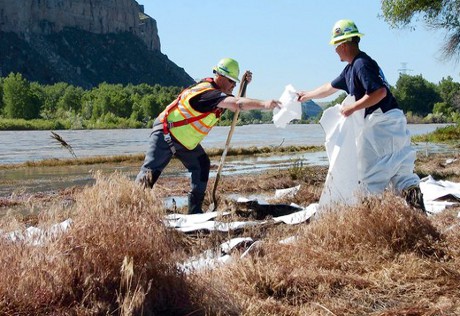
[1,172,459,315]
[0,118,69,130]
[196,193,460,315]
[0,118,144,130]
[0,172,196,315]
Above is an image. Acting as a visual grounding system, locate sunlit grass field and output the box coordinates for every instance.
[0,153,459,315]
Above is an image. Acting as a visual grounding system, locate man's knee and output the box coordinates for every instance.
[198,154,210,182]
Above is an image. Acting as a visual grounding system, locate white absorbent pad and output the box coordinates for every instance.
[273,84,302,128]
[319,95,364,206]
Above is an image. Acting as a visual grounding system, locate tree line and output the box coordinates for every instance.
[0,73,274,130]
[325,74,460,124]
[0,72,460,130]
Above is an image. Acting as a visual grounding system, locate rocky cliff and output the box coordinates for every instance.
[0,0,194,87]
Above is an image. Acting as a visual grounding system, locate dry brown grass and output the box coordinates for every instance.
[198,193,460,315]
[1,155,460,315]
[415,152,460,182]
[0,172,201,315]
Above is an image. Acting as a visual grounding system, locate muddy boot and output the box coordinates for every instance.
[402,185,427,214]
[188,192,205,214]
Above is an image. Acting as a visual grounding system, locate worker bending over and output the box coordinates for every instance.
[136,58,280,214]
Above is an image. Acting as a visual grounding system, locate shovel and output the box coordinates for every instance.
[209,71,250,212]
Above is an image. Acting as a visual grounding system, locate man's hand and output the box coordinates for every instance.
[244,71,253,84]
[296,91,309,102]
[263,99,281,110]
[340,104,355,117]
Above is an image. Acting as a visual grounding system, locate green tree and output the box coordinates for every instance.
[381,0,460,60]
[57,85,84,113]
[2,73,40,119]
[436,76,460,114]
[433,101,451,117]
[40,83,68,119]
[238,110,254,124]
[393,74,440,116]
[140,94,161,121]
[325,92,347,109]
[88,83,132,119]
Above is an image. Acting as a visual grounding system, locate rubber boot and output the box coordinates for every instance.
[188,192,205,214]
[402,185,427,214]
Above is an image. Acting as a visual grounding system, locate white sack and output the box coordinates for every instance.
[273,84,302,128]
[319,95,364,207]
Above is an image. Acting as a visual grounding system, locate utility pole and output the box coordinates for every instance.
[397,62,413,75]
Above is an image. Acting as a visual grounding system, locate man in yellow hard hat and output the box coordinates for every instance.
[136,58,280,214]
[298,20,426,213]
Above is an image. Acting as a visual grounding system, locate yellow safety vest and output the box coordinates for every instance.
[159,79,224,150]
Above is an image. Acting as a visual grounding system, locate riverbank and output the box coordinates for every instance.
[0,151,459,315]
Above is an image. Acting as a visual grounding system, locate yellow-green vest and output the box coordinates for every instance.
[159,80,223,150]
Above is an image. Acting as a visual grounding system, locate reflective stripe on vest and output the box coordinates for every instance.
[160,80,222,150]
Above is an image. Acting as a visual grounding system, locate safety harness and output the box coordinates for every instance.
[161,78,224,154]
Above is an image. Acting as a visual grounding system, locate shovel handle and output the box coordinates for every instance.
[210,71,250,211]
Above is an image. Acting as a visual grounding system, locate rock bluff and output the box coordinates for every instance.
[0,0,160,51]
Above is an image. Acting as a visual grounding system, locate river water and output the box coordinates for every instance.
[0,124,452,165]
[0,124,456,197]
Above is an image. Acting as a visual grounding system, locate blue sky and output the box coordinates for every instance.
[140,0,460,101]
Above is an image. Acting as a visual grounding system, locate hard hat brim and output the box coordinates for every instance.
[330,32,364,45]
[213,68,240,82]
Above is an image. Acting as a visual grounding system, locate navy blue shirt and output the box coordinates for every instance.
[331,51,398,117]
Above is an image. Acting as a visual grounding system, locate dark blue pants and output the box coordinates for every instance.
[135,129,211,200]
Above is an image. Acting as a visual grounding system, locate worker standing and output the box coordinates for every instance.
[297,20,426,213]
[136,58,280,214]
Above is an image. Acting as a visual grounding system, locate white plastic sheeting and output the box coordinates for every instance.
[164,211,229,228]
[420,175,460,214]
[179,237,254,273]
[275,185,301,199]
[272,84,302,128]
[2,219,73,246]
[175,220,262,233]
[358,108,419,193]
[319,95,419,206]
[165,206,318,233]
[319,95,364,206]
[273,203,318,225]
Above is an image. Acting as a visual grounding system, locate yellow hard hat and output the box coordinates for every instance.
[330,19,364,45]
[213,58,240,82]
